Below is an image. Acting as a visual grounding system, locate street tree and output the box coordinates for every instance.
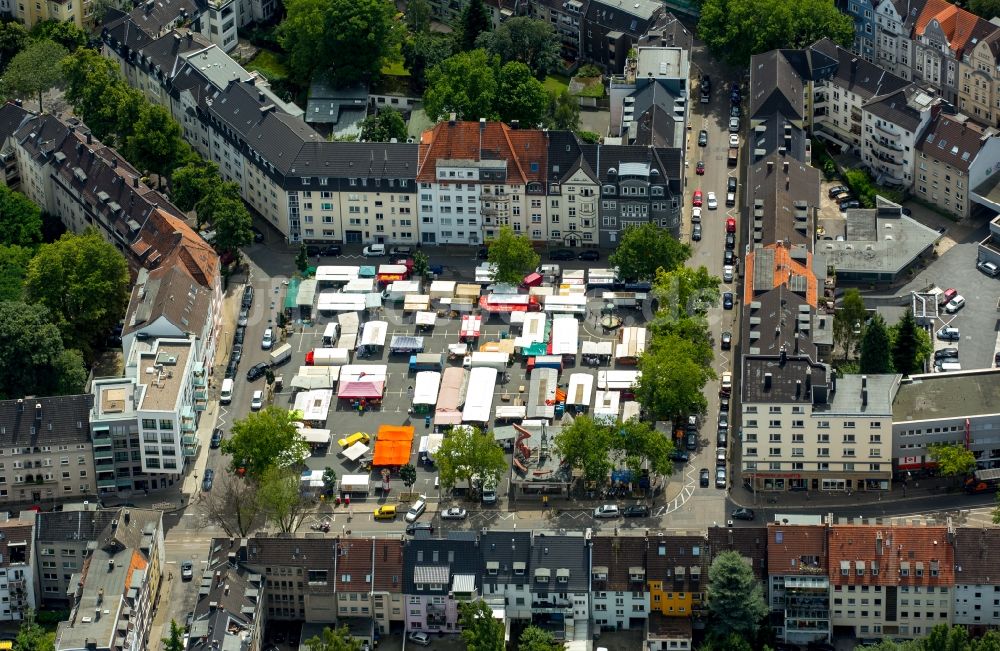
[29,19,88,51]
[546,89,580,130]
[399,463,418,493]
[971,0,1000,18]
[359,107,408,142]
[698,634,758,651]
[890,309,930,376]
[296,244,309,274]
[221,407,310,479]
[927,443,976,479]
[322,467,337,496]
[460,0,492,51]
[636,335,716,421]
[698,0,853,65]
[651,265,721,322]
[25,230,130,360]
[15,610,54,651]
[124,103,188,177]
[833,288,866,360]
[608,222,690,282]
[518,626,561,651]
[304,625,364,651]
[259,466,310,533]
[487,225,540,285]
[496,61,548,126]
[61,48,144,144]
[2,39,67,111]
[0,184,42,248]
[406,0,432,33]
[707,550,768,637]
[859,313,893,374]
[403,32,454,93]
[162,620,185,651]
[618,418,675,478]
[554,416,615,483]
[423,49,499,121]
[459,600,504,651]
[412,250,431,280]
[197,472,265,537]
[476,17,560,77]
[437,425,507,490]
[170,159,221,215]
[279,0,396,87]
[0,21,28,71]
[650,316,714,368]
[196,184,253,255]
[0,244,31,301]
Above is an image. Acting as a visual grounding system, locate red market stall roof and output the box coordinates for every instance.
[372,425,415,466]
[338,381,385,399]
[461,315,482,338]
[479,294,539,313]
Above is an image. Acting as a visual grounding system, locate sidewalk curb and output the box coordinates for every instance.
[727,487,964,511]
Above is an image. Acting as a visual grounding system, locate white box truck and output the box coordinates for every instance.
[269,343,293,366]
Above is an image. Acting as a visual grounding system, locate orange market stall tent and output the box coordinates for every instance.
[372,424,415,467]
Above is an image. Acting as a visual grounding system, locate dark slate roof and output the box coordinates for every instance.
[707,525,769,581]
[644,534,708,593]
[749,51,806,120]
[585,0,663,34]
[748,112,810,161]
[96,507,160,554]
[918,113,990,171]
[584,145,682,191]
[741,285,819,360]
[244,536,339,570]
[591,535,649,591]
[890,0,930,28]
[627,86,681,148]
[0,102,30,142]
[403,532,481,595]
[0,395,92,447]
[122,0,203,39]
[189,564,259,651]
[953,528,1000,585]
[810,38,910,102]
[637,12,693,50]
[864,85,927,132]
[746,153,820,248]
[546,130,595,183]
[132,30,210,78]
[480,531,532,587]
[528,533,590,593]
[37,507,116,543]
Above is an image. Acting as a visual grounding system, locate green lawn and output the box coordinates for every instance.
[245,49,288,82]
[543,74,570,95]
[380,44,410,77]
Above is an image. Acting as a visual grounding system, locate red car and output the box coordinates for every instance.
[696,161,705,175]
[692,190,703,207]
[726,217,736,233]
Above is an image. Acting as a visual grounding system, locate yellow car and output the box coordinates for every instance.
[373,505,397,520]
[338,432,370,448]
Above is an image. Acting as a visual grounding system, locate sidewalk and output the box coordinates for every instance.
[728,476,963,511]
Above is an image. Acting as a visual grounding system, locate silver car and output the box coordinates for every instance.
[723,265,734,283]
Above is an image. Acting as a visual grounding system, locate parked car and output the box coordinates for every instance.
[707,191,718,210]
[181,560,194,580]
[696,160,705,175]
[691,207,702,222]
[939,288,959,305]
[827,185,848,199]
[726,217,736,233]
[692,223,702,241]
[578,250,600,261]
[362,244,385,257]
[389,246,412,256]
[717,428,728,447]
[237,308,249,327]
[726,190,736,207]
[723,249,736,265]
[210,428,224,448]
[934,347,959,360]
[699,468,710,487]
[225,360,238,380]
[440,507,468,520]
[321,244,342,256]
[405,495,427,522]
[720,331,732,349]
[261,327,274,350]
[715,467,727,488]
[730,104,741,118]
[720,371,732,394]
[685,431,698,451]
[936,326,960,341]
[671,449,690,463]
[945,295,966,313]
[698,129,708,146]
[251,226,264,243]
[476,247,489,260]
[723,292,734,309]
[729,133,739,147]
[725,232,736,250]
[978,260,1000,277]
[729,117,740,132]
[241,286,254,308]
[233,326,245,345]
[338,432,370,448]
[305,244,323,256]
[731,507,755,521]
[202,469,215,491]
[593,504,621,518]
[716,447,727,466]
[373,505,397,520]
[407,633,431,647]
[623,504,650,517]
[250,390,263,411]
[405,522,434,535]
[692,189,703,206]
[549,249,575,260]
[718,411,729,430]
[246,362,269,382]
[839,199,861,211]
[230,343,242,366]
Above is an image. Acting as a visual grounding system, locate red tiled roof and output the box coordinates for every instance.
[827,525,954,587]
[417,121,547,185]
[372,539,404,593]
[134,208,218,288]
[743,243,818,307]
[767,524,828,576]
[914,0,994,55]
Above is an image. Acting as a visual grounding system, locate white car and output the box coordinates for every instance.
[593,504,620,518]
[978,260,1000,277]
[362,244,385,257]
[407,632,431,647]
[945,295,966,313]
[707,192,718,210]
[729,133,739,147]
[261,327,273,350]
[440,507,468,520]
[728,116,740,132]
[723,265,734,282]
[250,390,263,411]
[405,495,427,523]
[691,207,702,222]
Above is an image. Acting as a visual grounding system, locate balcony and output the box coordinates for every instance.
[874,121,900,138]
[94,449,114,461]
[182,434,198,446]
[96,458,115,469]
[871,136,903,154]
[92,431,112,447]
[98,478,118,489]
[191,362,206,388]
[183,446,198,457]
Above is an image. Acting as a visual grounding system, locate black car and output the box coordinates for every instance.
[725,232,735,250]
[202,469,215,492]
[306,244,323,256]
[405,522,434,535]
[692,223,702,241]
[717,429,728,447]
[233,326,245,345]
[840,199,861,211]
[685,431,698,451]
[578,250,600,261]
[720,331,732,350]
[671,449,690,463]
[476,247,489,260]
[210,428,224,448]
[623,504,650,518]
[731,507,755,521]
[699,468,710,487]
[549,249,575,260]
[230,343,243,366]
[934,347,959,360]
[727,176,737,192]
[251,227,264,243]
[247,362,269,381]
[698,130,708,147]
[390,246,413,256]
[730,104,741,118]
[723,292,734,309]
[225,359,238,380]
[237,308,249,327]
[718,410,729,429]
[241,286,254,308]
[723,249,735,265]
[322,244,342,256]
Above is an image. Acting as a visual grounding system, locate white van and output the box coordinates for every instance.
[220,378,234,405]
[937,361,962,372]
[322,322,340,347]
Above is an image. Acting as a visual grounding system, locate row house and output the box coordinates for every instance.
[591,535,650,631]
[952,528,1000,632]
[0,513,35,622]
[861,85,938,188]
[528,531,591,643]
[582,0,664,72]
[189,561,264,651]
[957,30,1000,129]
[914,111,998,219]
[767,521,831,645]
[480,531,533,621]
[404,533,482,634]
[910,0,995,105]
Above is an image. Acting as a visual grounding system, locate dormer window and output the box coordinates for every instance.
[592,566,608,581]
[513,562,525,576]
[535,568,551,582]
[603,185,616,195]
[556,569,570,583]
[486,561,499,576]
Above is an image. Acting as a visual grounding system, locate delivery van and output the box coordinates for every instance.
[220,378,234,405]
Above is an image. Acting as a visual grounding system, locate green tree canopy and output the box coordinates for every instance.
[170,159,222,214]
[162,620,185,651]
[437,425,507,490]
[221,407,310,479]
[15,610,55,651]
[859,313,893,374]
[196,183,253,256]
[0,301,85,399]
[636,333,716,421]
[258,465,309,532]
[608,222,690,282]
[833,287,866,360]
[304,625,364,651]
[61,48,143,144]
[197,471,264,537]
[0,184,42,248]
[360,107,408,142]
[402,32,454,93]
[0,21,28,70]
[554,415,616,482]
[927,443,976,479]
[399,463,417,489]
[546,89,580,131]
[476,17,559,77]
[459,600,505,651]
[124,103,189,177]
[25,230,129,360]
[279,0,397,87]
[698,0,853,65]
[486,225,540,285]
[496,61,548,125]
[29,19,88,51]
[652,265,721,322]
[2,39,67,111]
[405,0,432,33]
[423,49,500,121]
[707,550,768,637]
[0,244,32,301]
[890,309,929,376]
[555,416,675,483]
[518,626,561,651]
[970,0,1000,18]
[460,0,492,51]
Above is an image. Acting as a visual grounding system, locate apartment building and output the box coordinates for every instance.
[827,524,954,641]
[872,0,925,79]
[911,0,996,104]
[645,533,705,628]
[767,520,831,645]
[844,0,879,62]
[544,131,601,248]
[530,0,588,62]
[582,0,663,71]
[528,531,591,642]
[591,535,649,631]
[0,396,96,509]
[403,533,481,634]
[707,526,769,583]
[914,112,996,219]
[334,537,376,630]
[957,31,1000,129]
[53,506,164,651]
[372,539,405,635]
[188,563,264,651]
[14,0,98,29]
[480,531,533,622]
[594,146,682,245]
[0,513,35,622]
[952,528,1000,631]
[862,85,938,187]
[609,46,691,148]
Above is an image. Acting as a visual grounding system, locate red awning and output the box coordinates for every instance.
[338,381,385,399]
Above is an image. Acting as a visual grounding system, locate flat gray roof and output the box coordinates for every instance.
[819,206,940,275]
[893,370,1000,423]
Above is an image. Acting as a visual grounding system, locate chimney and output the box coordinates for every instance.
[111,159,116,169]
[767,160,773,171]
[795,379,802,398]
[480,117,486,130]
[783,160,789,172]
[764,373,772,390]
[34,403,42,422]
[107,559,115,572]
[133,177,139,188]
[851,57,858,77]
[124,511,130,525]
[862,389,868,407]
[16,399,22,412]
[448,113,457,126]
[86,133,92,145]
[861,375,867,389]
[876,531,884,556]
[779,347,787,365]
[510,120,519,129]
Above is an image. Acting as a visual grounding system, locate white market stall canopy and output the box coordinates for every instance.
[622,401,641,421]
[316,266,360,285]
[415,311,436,327]
[582,340,613,357]
[292,389,333,422]
[593,390,620,423]
[413,371,442,406]
[429,280,456,299]
[342,278,375,294]
[567,373,594,407]
[404,295,431,312]
[342,442,370,461]
[550,316,580,355]
[340,473,371,492]
[598,370,641,391]
[297,426,332,446]
[297,279,317,308]
[543,294,587,315]
[317,291,366,312]
[587,268,617,287]
[359,321,389,348]
[615,327,647,361]
[462,367,498,424]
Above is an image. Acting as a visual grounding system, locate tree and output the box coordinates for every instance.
[162,620,185,651]
[0,184,42,248]
[890,309,925,376]
[496,61,548,125]
[652,265,721,323]
[403,32,454,93]
[437,425,507,490]
[412,250,431,279]
[460,0,492,51]
[698,634,758,651]
[833,288,867,360]
[170,159,222,215]
[618,418,675,478]
[221,406,310,479]
[196,184,253,255]
[61,49,143,143]
[546,89,579,131]
[123,103,188,176]
[360,107,408,142]
[197,471,265,536]
[927,443,976,479]
[476,17,559,77]
[279,0,396,87]
[458,600,504,651]
[2,39,67,111]
[486,225,540,285]
[258,465,310,533]
[636,335,716,421]
[406,0,432,33]
[970,0,1000,19]
[29,19,88,51]
[698,0,853,65]
[0,21,28,70]
[555,416,674,484]
[518,626,561,651]
[0,244,31,301]
[322,467,337,496]
[608,222,690,282]
[554,416,615,483]
[15,610,54,651]
[304,625,363,651]
[399,463,417,492]
[25,230,129,360]
[423,49,500,121]
[296,244,309,273]
[708,551,768,637]
[859,313,893,374]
